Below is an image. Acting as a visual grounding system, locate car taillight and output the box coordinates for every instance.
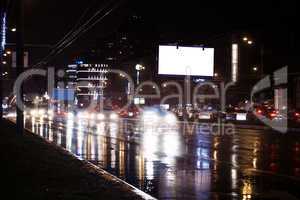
[270,112,277,117]
[257,109,262,114]
[295,112,300,117]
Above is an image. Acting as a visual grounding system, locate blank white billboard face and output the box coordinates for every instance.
[158,45,214,76]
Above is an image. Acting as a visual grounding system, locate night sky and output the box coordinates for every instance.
[4,0,299,71]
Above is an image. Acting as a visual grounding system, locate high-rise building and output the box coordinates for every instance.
[66,63,109,107]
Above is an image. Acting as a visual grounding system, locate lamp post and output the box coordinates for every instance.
[242,36,264,78]
[135,64,145,85]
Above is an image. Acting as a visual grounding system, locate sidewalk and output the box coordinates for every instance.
[0,120,155,200]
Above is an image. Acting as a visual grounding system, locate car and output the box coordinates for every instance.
[187,109,198,120]
[222,107,236,121]
[75,109,119,122]
[118,104,140,118]
[142,106,178,124]
[198,111,213,120]
[288,109,300,122]
[235,110,248,121]
[263,108,286,121]
[220,107,250,121]
[172,108,184,120]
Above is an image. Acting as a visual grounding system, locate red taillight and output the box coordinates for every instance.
[270,113,277,117]
[295,112,300,117]
[257,109,262,114]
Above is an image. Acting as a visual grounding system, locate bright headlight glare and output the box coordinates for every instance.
[110,113,118,120]
[77,112,85,119]
[38,109,45,116]
[142,111,159,122]
[89,113,95,119]
[30,110,37,116]
[80,112,89,119]
[165,113,177,124]
[68,112,74,118]
[97,113,105,120]
[47,110,54,116]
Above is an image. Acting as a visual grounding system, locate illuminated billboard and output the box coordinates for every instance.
[158,45,214,76]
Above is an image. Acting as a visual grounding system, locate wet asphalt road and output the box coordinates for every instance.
[24,116,300,200]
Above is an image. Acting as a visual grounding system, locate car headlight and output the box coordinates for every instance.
[142,111,159,122]
[67,112,74,118]
[97,113,105,120]
[110,113,118,120]
[47,110,54,116]
[38,109,45,116]
[30,110,37,116]
[164,113,177,124]
[89,113,95,120]
[78,111,89,119]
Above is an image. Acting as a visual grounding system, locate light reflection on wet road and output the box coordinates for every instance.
[25,116,300,200]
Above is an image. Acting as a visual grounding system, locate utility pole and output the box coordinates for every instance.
[16,0,24,134]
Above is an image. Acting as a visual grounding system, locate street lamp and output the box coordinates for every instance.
[242,36,253,45]
[135,64,145,71]
[119,73,125,78]
[242,36,263,77]
[135,64,145,85]
[11,28,16,32]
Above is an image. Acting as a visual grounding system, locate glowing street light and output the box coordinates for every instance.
[43,92,50,100]
[135,64,145,71]
[119,73,125,78]
[253,67,258,71]
[135,64,145,85]
[6,50,11,55]
[11,28,16,32]
[242,36,253,45]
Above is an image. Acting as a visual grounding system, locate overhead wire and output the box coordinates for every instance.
[34,0,123,67]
